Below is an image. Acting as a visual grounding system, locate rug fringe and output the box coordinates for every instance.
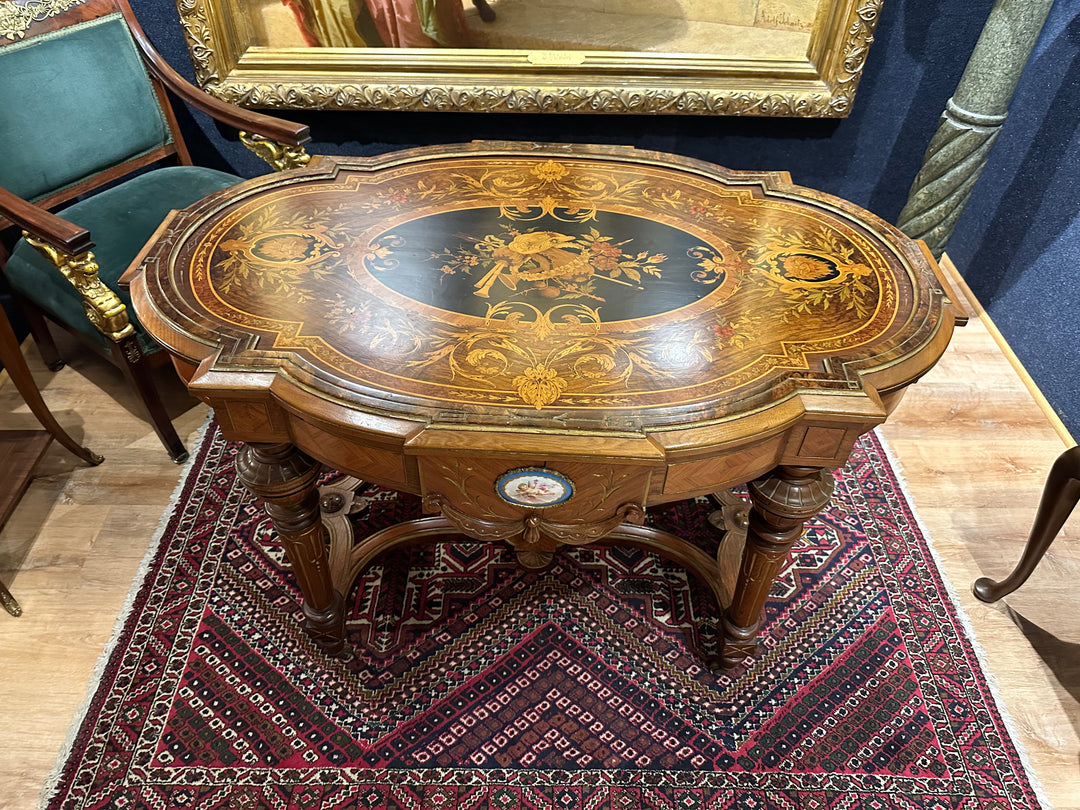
[872,428,1053,810]
[37,413,217,810]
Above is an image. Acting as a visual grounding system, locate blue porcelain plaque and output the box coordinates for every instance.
[495,468,574,508]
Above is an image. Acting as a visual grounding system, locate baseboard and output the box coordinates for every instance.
[939,252,1076,448]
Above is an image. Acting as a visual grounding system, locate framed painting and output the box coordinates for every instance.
[173,0,884,115]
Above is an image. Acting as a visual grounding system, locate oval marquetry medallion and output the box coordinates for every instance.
[138,144,950,435]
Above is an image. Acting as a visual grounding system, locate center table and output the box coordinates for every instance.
[130,142,957,668]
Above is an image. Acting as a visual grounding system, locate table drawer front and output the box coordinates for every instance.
[418,455,655,527]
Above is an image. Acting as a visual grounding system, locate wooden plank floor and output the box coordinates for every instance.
[1,271,1077,808]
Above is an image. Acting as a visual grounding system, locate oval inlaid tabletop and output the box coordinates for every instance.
[134,143,953,437]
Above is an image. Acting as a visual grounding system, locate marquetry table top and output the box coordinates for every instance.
[132,142,954,466]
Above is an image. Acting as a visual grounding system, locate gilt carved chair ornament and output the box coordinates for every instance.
[0,0,311,461]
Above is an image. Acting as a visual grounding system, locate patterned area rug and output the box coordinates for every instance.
[44,423,1043,808]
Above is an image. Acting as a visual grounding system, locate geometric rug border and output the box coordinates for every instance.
[37,415,217,810]
[39,419,1048,810]
[872,430,1052,810]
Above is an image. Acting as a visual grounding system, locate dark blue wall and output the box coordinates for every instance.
[943,4,1080,437]
[131,0,1080,438]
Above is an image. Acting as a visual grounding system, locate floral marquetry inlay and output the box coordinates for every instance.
[142,145,946,430]
[131,143,952,674]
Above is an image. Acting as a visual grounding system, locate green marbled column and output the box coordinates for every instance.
[897,0,1055,258]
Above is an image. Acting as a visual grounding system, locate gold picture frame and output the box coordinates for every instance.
[175,0,884,116]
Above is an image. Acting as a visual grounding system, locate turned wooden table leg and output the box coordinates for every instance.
[235,442,345,655]
[973,445,1080,602]
[720,464,834,668]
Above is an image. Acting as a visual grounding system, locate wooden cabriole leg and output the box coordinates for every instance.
[235,442,346,656]
[0,297,101,466]
[973,445,1080,602]
[721,464,835,668]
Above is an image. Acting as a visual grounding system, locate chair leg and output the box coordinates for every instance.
[18,297,65,371]
[472,0,495,21]
[973,446,1080,602]
[110,337,188,463]
[0,577,21,617]
[0,299,102,466]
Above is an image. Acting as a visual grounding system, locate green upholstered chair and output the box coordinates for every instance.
[0,0,312,461]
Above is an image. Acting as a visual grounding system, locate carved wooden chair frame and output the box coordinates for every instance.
[0,0,312,461]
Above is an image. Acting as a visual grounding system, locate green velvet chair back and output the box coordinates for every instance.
[0,5,180,208]
[0,0,311,462]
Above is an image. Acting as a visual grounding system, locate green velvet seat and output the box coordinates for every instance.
[0,0,310,462]
[6,167,240,356]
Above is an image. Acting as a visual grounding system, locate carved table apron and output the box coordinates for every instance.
[129,142,957,668]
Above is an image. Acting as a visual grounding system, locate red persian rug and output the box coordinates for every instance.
[44,422,1044,809]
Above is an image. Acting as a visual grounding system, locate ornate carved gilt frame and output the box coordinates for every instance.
[175,0,884,116]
